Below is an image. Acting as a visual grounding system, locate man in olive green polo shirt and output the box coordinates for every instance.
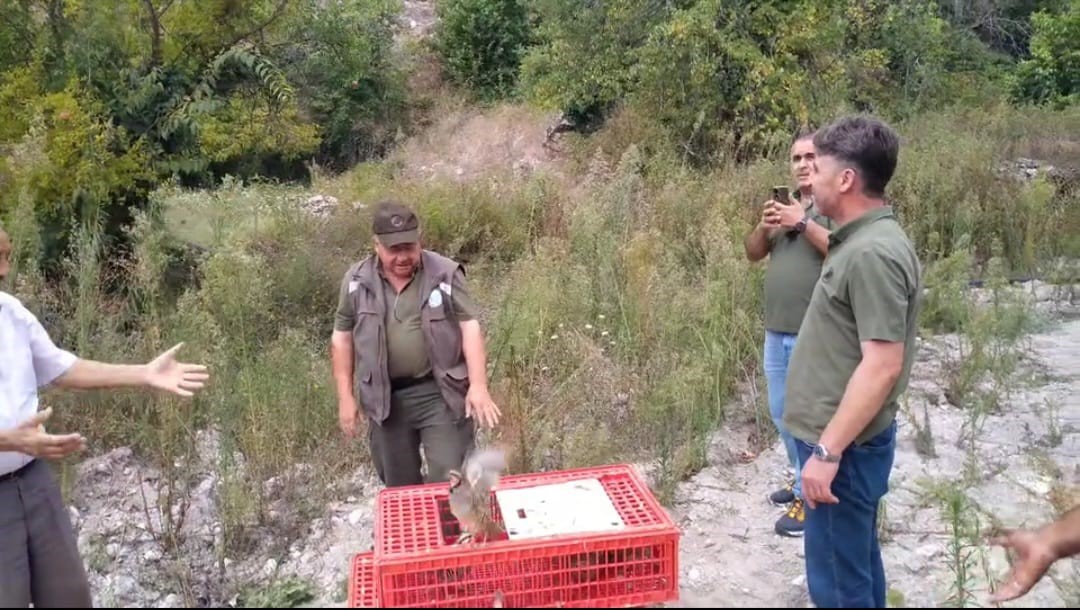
[744,129,833,538]
[330,201,502,487]
[783,116,922,608]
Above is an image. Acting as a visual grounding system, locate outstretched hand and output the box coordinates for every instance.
[145,343,210,397]
[988,527,1058,603]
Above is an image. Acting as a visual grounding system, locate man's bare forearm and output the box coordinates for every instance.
[459,320,490,390]
[802,219,831,256]
[52,359,149,390]
[817,343,904,454]
[1046,505,1080,560]
[330,331,355,402]
[744,222,774,262]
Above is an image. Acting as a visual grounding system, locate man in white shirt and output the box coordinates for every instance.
[0,226,210,608]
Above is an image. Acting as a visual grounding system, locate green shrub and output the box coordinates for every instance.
[433,0,532,101]
[1011,0,1080,106]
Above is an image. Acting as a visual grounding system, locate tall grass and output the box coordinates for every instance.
[3,102,1077,550]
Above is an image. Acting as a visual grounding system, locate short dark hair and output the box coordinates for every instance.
[813,115,899,198]
[791,126,816,146]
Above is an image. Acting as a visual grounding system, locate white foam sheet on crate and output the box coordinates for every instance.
[494,477,626,540]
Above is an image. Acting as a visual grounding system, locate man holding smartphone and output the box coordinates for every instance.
[743,129,833,537]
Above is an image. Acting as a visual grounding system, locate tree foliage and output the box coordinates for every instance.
[1,0,1078,269]
[0,0,406,270]
[1011,0,1080,105]
[433,0,532,101]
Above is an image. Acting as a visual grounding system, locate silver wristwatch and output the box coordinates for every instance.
[813,444,841,463]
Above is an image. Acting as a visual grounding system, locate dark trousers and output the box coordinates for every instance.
[0,458,93,608]
[368,378,475,487]
[795,421,897,608]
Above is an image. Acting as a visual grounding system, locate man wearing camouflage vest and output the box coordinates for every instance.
[331,201,501,487]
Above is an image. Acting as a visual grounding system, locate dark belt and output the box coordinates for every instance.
[390,374,434,392]
[0,459,36,484]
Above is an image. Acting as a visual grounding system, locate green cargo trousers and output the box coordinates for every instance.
[367,378,476,487]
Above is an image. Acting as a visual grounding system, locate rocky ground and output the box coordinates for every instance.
[671,284,1080,609]
[70,282,1080,608]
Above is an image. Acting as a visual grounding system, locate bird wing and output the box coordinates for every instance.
[463,447,507,496]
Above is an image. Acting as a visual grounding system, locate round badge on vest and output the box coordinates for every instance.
[429,288,443,308]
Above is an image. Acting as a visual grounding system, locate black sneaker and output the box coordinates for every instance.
[774,498,805,537]
[769,481,796,506]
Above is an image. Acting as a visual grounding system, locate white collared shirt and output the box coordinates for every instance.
[0,291,77,475]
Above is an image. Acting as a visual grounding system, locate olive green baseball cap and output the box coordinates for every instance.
[372,201,420,246]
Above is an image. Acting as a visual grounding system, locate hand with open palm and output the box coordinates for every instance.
[9,407,86,459]
[989,527,1058,603]
[145,343,210,397]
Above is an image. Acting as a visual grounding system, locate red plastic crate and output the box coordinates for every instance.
[363,463,680,608]
[348,552,380,608]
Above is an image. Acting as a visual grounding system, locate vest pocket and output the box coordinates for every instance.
[423,298,462,373]
[441,363,470,418]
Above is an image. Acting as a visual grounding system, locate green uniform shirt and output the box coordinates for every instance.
[334,263,479,381]
[764,202,834,334]
[782,206,922,446]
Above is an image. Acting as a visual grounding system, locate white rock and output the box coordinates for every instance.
[111,574,138,599]
[792,574,807,587]
[688,567,701,581]
[160,593,181,608]
[916,544,940,560]
[106,543,120,558]
[349,510,364,526]
[347,496,358,503]
[264,558,278,576]
[144,548,163,562]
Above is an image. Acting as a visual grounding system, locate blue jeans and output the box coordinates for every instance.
[795,422,897,608]
[764,330,801,498]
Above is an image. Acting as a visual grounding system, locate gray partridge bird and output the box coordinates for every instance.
[447,447,507,544]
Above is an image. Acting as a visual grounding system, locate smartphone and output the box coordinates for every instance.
[772,186,790,205]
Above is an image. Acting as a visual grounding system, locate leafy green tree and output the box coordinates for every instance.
[434,0,532,101]
[1011,0,1080,105]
